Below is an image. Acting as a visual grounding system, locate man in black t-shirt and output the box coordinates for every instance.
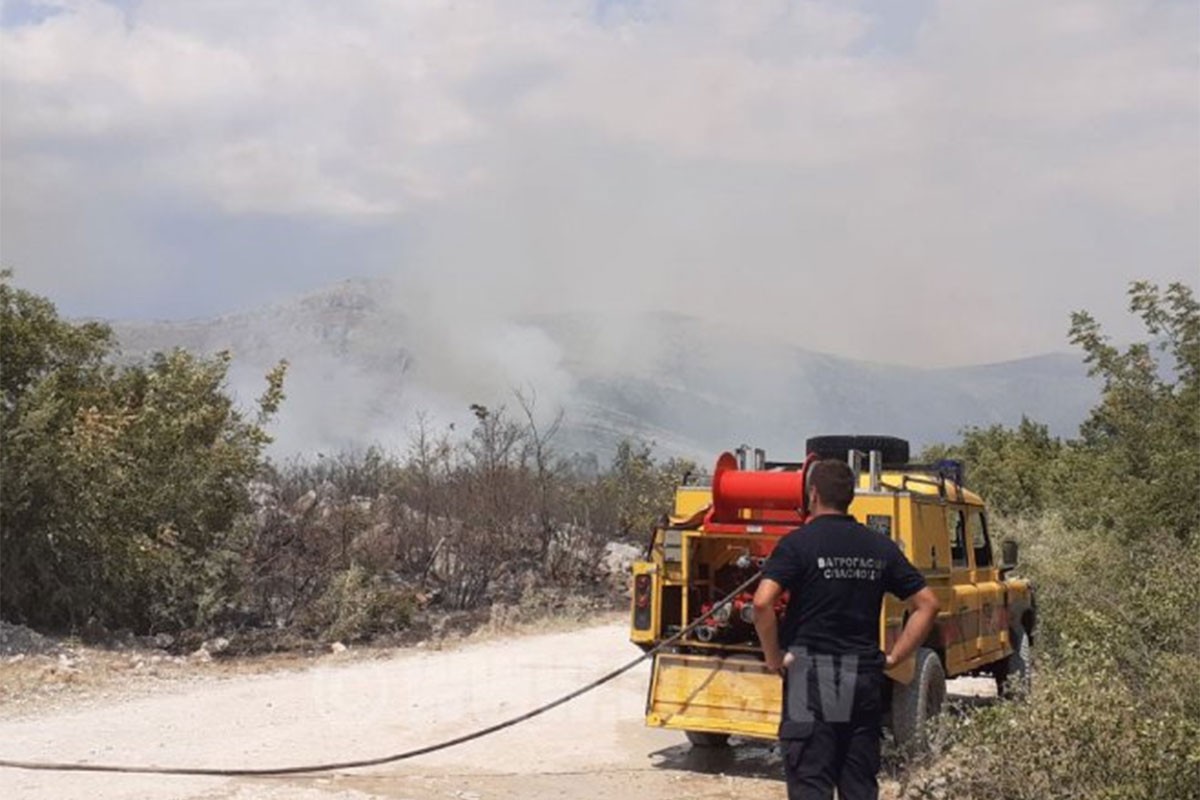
[753,459,939,800]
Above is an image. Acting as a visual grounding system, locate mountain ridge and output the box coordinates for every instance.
[106,278,1099,461]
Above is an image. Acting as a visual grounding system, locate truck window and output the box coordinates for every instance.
[948,508,968,567]
[969,510,993,568]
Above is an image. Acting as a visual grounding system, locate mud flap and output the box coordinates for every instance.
[645,652,782,740]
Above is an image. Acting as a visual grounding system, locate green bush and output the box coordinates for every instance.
[903,652,1200,800]
[1008,514,1200,667]
[900,513,1200,799]
[303,564,415,643]
[1,272,286,632]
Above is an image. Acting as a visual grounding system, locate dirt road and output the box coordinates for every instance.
[0,622,993,799]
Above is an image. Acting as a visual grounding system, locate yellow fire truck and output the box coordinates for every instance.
[629,435,1035,746]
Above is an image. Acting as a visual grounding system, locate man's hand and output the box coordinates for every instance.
[763,649,794,675]
[885,587,940,667]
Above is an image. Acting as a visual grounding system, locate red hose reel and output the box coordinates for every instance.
[704,451,817,534]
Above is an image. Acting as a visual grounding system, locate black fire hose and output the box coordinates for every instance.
[0,571,765,777]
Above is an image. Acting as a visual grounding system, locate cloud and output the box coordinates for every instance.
[1,0,1196,368]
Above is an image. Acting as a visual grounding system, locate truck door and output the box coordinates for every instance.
[968,509,1006,658]
[947,506,982,666]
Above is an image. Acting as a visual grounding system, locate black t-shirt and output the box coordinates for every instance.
[762,513,926,667]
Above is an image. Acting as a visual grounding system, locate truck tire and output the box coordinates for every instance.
[889,647,945,749]
[996,627,1032,698]
[685,731,730,748]
[805,435,910,466]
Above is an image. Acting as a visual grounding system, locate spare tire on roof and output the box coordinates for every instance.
[805,435,910,466]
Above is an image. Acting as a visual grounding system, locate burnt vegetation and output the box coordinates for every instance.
[0,270,692,646]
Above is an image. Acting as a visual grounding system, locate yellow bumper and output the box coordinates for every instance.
[646,652,782,740]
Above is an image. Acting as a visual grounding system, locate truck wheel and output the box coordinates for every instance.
[890,648,945,749]
[685,731,730,748]
[996,627,1032,698]
[805,435,910,466]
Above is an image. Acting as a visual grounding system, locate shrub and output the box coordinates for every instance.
[901,652,1200,800]
[303,564,415,643]
[1,273,286,632]
[898,513,1200,799]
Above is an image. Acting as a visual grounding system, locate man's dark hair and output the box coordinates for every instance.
[808,459,856,512]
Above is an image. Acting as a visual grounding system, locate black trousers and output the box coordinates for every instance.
[779,652,884,800]
[782,717,881,800]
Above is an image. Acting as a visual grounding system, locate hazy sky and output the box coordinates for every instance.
[2,0,1197,366]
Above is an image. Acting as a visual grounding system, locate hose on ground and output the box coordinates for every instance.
[0,571,765,777]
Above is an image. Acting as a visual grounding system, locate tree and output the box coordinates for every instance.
[1065,281,1199,542]
[923,281,1198,543]
[516,388,564,565]
[598,439,695,540]
[0,273,286,631]
[921,417,1062,516]
[0,269,112,415]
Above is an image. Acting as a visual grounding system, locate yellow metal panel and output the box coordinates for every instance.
[910,499,947,571]
[948,583,982,673]
[848,493,895,521]
[673,487,712,518]
[647,653,781,740]
[880,598,916,684]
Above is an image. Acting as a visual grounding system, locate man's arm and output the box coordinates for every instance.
[884,587,940,668]
[753,578,786,673]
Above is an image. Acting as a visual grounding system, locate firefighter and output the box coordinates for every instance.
[753,459,939,800]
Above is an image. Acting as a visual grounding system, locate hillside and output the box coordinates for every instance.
[109,279,1098,461]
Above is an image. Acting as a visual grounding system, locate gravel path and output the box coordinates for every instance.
[0,623,786,799]
[0,621,995,799]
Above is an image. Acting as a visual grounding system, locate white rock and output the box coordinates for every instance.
[602,541,643,575]
[201,637,230,655]
[294,489,318,515]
